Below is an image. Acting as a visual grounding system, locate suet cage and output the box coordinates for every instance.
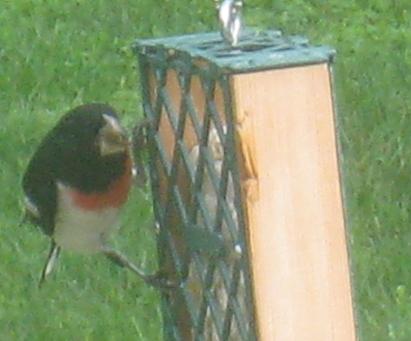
[134,29,356,341]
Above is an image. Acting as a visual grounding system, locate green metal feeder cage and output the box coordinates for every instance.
[134,28,356,341]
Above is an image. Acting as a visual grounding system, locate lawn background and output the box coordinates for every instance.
[0,0,410,340]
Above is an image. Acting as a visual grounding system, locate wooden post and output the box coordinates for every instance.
[232,64,356,340]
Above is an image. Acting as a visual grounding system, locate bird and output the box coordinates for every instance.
[22,103,168,288]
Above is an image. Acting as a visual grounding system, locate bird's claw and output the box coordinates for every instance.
[144,271,180,290]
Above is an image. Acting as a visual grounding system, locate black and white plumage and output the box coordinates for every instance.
[22,103,169,287]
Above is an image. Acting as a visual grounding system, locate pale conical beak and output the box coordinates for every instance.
[98,114,130,156]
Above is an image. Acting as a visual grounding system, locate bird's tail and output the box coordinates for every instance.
[39,241,60,288]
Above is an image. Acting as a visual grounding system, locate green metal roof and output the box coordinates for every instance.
[134,29,335,74]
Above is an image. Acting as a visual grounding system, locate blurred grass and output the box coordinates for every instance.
[0,0,410,340]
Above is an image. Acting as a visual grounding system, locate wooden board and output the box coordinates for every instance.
[231,64,356,340]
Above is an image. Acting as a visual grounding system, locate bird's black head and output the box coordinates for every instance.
[55,103,129,158]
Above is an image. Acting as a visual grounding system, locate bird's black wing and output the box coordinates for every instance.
[22,131,62,236]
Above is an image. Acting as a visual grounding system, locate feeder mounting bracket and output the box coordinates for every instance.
[216,0,243,46]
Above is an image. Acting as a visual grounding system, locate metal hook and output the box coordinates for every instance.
[217,0,243,47]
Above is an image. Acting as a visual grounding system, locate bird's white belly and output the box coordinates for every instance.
[54,183,120,254]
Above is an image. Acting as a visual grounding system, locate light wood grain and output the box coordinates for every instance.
[232,64,356,341]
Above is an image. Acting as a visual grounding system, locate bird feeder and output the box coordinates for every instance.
[134,25,356,341]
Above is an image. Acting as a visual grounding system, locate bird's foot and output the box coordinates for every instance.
[143,270,180,290]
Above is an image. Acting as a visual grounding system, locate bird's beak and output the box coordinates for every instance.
[98,114,130,156]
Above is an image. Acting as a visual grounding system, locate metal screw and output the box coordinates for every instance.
[217,0,243,46]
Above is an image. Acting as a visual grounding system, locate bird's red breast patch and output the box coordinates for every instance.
[70,157,133,210]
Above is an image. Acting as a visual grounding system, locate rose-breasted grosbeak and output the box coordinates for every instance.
[22,103,165,287]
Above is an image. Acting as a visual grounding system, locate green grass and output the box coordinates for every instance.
[0,0,410,340]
